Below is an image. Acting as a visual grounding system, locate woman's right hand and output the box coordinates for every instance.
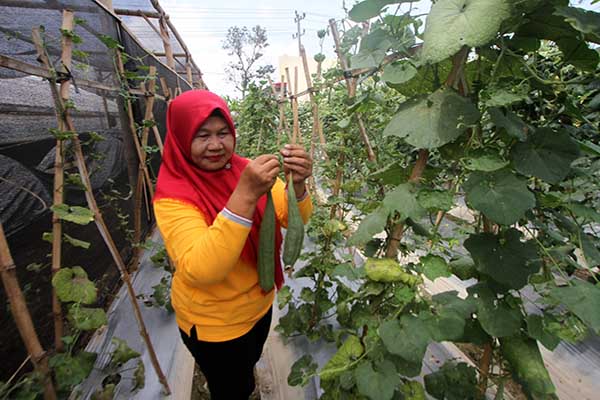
[238,155,280,201]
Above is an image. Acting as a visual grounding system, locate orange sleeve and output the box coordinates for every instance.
[154,199,253,286]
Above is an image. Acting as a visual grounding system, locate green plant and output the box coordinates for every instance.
[277,1,600,399]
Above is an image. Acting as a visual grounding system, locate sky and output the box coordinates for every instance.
[123,0,599,98]
[154,0,434,97]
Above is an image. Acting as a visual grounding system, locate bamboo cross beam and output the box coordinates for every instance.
[0,223,57,400]
[328,19,376,162]
[32,19,171,395]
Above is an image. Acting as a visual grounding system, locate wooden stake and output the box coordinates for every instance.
[329,19,376,162]
[157,14,175,70]
[0,223,57,400]
[286,67,300,144]
[115,50,155,199]
[50,9,76,353]
[32,23,171,395]
[299,45,328,160]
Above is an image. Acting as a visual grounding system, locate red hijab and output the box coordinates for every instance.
[154,90,283,290]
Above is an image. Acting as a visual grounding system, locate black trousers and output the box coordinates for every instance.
[179,308,272,400]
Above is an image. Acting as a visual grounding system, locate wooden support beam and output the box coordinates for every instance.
[114,8,161,18]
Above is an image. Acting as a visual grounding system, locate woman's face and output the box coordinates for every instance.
[190,115,234,171]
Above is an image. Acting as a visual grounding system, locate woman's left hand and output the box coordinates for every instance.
[280,144,313,184]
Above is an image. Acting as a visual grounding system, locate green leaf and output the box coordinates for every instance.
[348,0,399,22]
[420,254,451,280]
[567,203,600,224]
[49,352,97,391]
[448,256,478,280]
[550,280,600,333]
[464,229,541,290]
[49,128,77,140]
[500,334,556,398]
[483,87,529,108]
[464,152,509,172]
[417,189,454,212]
[355,360,400,400]
[369,161,409,185]
[383,88,480,149]
[379,315,429,364]
[277,286,292,309]
[383,183,426,221]
[91,384,115,400]
[556,38,599,71]
[42,232,53,243]
[398,381,426,400]
[349,207,388,245]
[555,6,600,43]
[468,285,522,337]
[421,0,512,64]
[320,335,363,381]
[350,49,386,69]
[424,362,478,400]
[51,204,94,225]
[488,108,530,141]
[288,354,318,386]
[580,232,600,267]
[63,234,91,249]
[432,291,477,320]
[464,170,535,226]
[526,314,560,351]
[52,267,97,304]
[331,263,366,281]
[381,61,417,84]
[68,305,107,331]
[133,360,145,391]
[111,338,140,367]
[510,128,580,184]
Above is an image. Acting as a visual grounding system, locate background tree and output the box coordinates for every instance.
[222,25,274,98]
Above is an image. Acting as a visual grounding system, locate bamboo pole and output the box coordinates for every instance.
[0,222,57,400]
[32,23,171,395]
[285,67,300,144]
[115,50,155,198]
[267,76,285,147]
[51,9,77,353]
[329,19,376,162]
[114,8,161,18]
[131,66,157,271]
[299,44,328,161]
[157,14,175,70]
[148,0,207,89]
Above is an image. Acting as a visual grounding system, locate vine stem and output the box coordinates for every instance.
[478,342,493,398]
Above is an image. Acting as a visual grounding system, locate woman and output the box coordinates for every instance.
[153,90,313,399]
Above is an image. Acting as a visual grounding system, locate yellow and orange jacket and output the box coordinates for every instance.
[154,177,313,342]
